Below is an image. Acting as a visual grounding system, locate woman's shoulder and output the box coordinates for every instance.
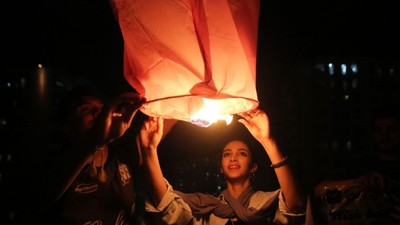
[250,189,280,206]
[253,189,280,197]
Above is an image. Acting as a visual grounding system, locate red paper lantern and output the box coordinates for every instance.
[111,0,260,127]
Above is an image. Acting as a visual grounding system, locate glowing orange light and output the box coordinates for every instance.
[190,98,233,127]
[112,0,260,127]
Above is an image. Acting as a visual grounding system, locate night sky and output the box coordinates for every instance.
[3,0,399,94]
[2,0,400,193]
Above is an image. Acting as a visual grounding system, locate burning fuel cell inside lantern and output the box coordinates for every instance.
[189,99,233,127]
[190,114,233,128]
[190,118,212,128]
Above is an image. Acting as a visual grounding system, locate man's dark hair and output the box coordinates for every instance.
[56,84,105,125]
[371,104,400,123]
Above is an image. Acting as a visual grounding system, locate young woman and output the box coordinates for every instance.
[138,108,306,225]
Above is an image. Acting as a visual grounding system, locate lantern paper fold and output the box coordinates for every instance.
[112,0,260,123]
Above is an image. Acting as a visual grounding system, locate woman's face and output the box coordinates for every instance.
[220,140,257,182]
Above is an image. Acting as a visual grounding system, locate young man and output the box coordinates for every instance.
[10,85,146,225]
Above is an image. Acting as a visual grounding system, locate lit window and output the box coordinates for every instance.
[350,63,358,74]
[328,63,334,76]
[341,64,347,76]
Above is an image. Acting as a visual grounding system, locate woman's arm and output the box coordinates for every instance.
[238,109,306,213]
[138,117,194,225]
[138,117,168,205]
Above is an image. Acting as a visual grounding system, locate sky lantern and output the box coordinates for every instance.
[111,0,260,127]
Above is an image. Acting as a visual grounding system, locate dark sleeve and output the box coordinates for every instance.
[328,155,372,180]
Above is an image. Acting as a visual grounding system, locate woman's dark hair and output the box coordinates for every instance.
[219,138,255,163]
[218,125,261,162]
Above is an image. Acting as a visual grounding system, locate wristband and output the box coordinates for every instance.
[270,156,288,168]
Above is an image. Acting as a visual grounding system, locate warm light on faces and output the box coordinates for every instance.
[222,147,251,160]
[222,140,253,161]
[76,97,104,132]
[221,140,257,181]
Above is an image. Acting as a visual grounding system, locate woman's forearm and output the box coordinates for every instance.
[261,138,306,213]
[142,147,168,206]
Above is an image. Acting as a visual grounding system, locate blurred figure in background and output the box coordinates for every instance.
[314,104,400,225]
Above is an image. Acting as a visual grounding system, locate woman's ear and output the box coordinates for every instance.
[250,163,258,174]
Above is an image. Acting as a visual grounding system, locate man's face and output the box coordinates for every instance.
[373,117,400,153]
[75,96,104,133]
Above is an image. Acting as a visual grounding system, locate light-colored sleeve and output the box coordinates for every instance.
[251,189,305,225]
[276,190,306,224]
[145,179,194,225]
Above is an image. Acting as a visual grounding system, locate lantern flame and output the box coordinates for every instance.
[190,98,233,127]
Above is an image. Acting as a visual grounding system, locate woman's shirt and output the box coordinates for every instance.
[144,180,305,225]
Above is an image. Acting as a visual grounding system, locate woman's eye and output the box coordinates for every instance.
[240,152,248,156]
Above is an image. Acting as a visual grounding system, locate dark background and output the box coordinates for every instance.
[1,1,400,223]
[3,0,399,93]
[3,0,400,188]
